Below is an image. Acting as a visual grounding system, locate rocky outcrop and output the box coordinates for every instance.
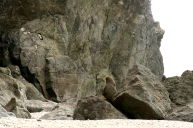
[0,66,45,103]
[104,65,171,119]
[163,71,193,122]
[0,0,169,121]
[167,102,193,122]
[163,70,193,106]
[0,66,45,118]
[73,96,126,120]
[0,0,164,102]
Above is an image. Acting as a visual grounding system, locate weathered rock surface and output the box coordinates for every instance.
[4,97,31,118]
[0,0,168,121]
[167,102,193,122]
[0,66,45,103]
[40,100,76,120]
[104,65,171,119]
[163,71,193,122]
[0,66,46,118]
[73,96,126,120]
[0,0,164,102]
[163,70,193,106]
[25,100,57,113]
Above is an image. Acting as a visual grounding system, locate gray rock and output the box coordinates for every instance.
[46,56,79,101]
[40,99,77,120]
[167,102,193,122]
[0,66,47,118]
[25,100,57,113]
[0,67,11,76]
[163,71,193,122]
[163,70,193,106]
[4,97,31,119]
[0,66,45,105]
[1,0,164,102]
[105,65,171,119]
[0,0,167,120]
[73,96,126,120]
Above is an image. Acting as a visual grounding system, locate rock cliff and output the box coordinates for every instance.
[0,0,189,122]
[0,0,164,100]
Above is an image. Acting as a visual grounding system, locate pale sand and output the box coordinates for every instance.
[31,112,49,119]
[0,118,193,128]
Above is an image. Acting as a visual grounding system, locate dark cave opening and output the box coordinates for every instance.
[46,87,58,102]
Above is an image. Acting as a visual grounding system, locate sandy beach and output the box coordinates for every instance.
[0,118,193,128]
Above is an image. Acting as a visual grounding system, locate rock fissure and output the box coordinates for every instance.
[0,33,46,98]
[0,0,190,123]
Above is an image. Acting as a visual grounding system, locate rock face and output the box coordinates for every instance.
[164,71,193,122]
[73,96,126,120]
[167,103,193,122]
[0,0,168,121]
[0,66,45,118]
[163,71,193,106]
[1,0,164,102]
[104,65,171,119]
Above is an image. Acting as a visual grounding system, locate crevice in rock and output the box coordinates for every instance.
[104,93,149,119]
[11,60,45,97]
[0,32,10,67]
[102,77,134,119]
[9,41,43,90]
[45,63,58,102]
[104,97,134,119]
[0,33,45,97]
[103,94,135,119]
[46,87,58,102]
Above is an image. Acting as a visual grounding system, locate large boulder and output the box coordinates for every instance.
[1,0,164,102]
[104,65,171,119]
[73,96,126,120]
[40,100,76,120]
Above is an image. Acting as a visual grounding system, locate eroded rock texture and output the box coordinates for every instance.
[164,71,193,106]
[0,0,168,120]
[164,71,193,122]
[104,65,171,119]
[0,66,45,118]
[73,96,126,120]
[1,0,164,101]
